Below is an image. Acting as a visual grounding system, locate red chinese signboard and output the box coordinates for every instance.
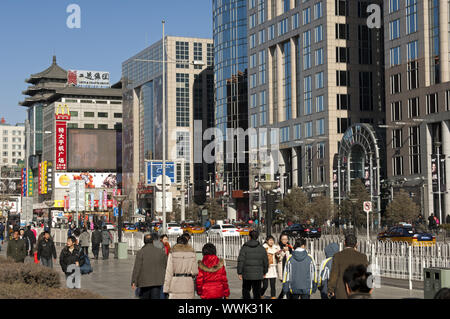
[56,121,67,170]
[38,163,42,194]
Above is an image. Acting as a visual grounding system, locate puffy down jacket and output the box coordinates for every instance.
[196,255,230,299]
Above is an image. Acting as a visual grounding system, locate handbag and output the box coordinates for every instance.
[80,253,93,275]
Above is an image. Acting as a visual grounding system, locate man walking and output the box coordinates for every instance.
[131,234,168,299]
[91,226,102,259]
[101,226,113,260]
[7,229,26,263]
[237,230,268,299]
[37,231,57,268]
[79,227,90,256]
[282,238,317,299]
[328,233,368,299]
[24,225,36,256]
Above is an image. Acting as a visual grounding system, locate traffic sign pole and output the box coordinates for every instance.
[363,201,372,242]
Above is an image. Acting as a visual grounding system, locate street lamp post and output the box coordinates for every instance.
[113,194,127,243]
[260,180,278,237]
[435,141,443,225]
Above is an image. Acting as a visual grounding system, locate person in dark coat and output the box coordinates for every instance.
[7,229,26,263]
[59,236,85,289]
[91,226,102,259]
[343,264,373,299]
[237,230,268,299]
[196,243,230,299]
[101,226,113,260]
[446,214,450,225]
[131,234,168,299]
[24,225,36,256]
[328,234,368,299]
[37,231,57,268]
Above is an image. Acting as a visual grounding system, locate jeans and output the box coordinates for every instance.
[92,243,100,258]
[320,291,329,299]
[140,286,162,299]
[81,247,89,256]
[102,244,109,259]
[160,285,167,299]
[261,278,276,297]
[41,257,53,268]
[289,294,310,299]
[242,280,262,299]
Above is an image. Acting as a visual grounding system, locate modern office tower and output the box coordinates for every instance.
[247,0,386,209]
[122,36,214,214]
[0,121,25,166]
[384,0,450,222]
[213,0,250,221]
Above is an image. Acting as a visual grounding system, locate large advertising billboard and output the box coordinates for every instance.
[67,129,121,171]
[55,172,121,189]
[67,70,110,88]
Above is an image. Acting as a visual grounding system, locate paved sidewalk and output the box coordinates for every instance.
[0,242,423,299]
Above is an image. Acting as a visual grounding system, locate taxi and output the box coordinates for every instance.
[185,224,206,234]
[377,224,436,246]
[233,222,253,236]
[122,222,138,233]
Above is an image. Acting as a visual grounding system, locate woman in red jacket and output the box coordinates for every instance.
[196,243,230,299]
[160,234,171,256]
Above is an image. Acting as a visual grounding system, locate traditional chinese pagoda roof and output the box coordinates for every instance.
[25,56,67,84]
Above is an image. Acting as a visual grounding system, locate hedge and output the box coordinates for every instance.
[0,283,103,299]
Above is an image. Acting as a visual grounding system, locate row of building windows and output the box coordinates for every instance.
[63,99,122,105]
[2,151,22,157]
[1,130,24,136]
[390,91,450,122]
[1,144,23,150]
[175,41,213,69]
[2,137,22,143]
[67,123,122,129]
[69,111,122,118]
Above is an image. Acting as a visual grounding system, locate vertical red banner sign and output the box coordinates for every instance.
[56,121,67,171]
[38,163,42,195]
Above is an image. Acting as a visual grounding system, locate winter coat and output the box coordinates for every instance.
[59,245,85,275]
[327,247,368,299]
[163,242,171,255]
[318,243,339,293]
[79,231,90,247]
[131,243,167,288]
[163,244,199,299]
[196,255,230,299]
[277,242,293,281]
[282,248,317,295]
[101,230,113,245]
[37,238,57,260]
[91,230,102,245]
[263,243,281,279]
[20,236,31,252]
[24,229,36,246]
[237,239,268,281]
[153,239,165,250]
[7,238,26,262]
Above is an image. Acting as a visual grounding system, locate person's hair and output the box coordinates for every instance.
[344,234,358,248]
[144,234,153,245]
[151,232,159,241]
[44,231,50,235]
[182,232,191,240]
[67,236,77,244]
[26,225,31,230]
[13,229,19,234]
[176,235,188,245]
[73,229,81,237]
[249,230,259,240]
[343,264,372,294]
[82,227,87,232]
[94,226,98,230]
[265,235,275,243]
[103,226,107,230]
[202,243,216,256]
[160,234,168,240]
[434,288,450,299]
[294,238,306,249]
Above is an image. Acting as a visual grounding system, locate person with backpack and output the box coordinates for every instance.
[37,231,57,268]
[79,227,90,256]
[91,226,102,259]
[196,243,230,299]
[282,238,317,299]
[318,243,339,299]
[101,226,113,260]
[59,236,85,288]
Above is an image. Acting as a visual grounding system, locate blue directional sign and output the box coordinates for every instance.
[146,161,175,185]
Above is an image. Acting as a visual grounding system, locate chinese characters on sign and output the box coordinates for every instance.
[67,70,110,88]
[56,121,67,171]
[21,168,27,197]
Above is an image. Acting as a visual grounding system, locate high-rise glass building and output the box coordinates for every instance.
[213,0,250,221]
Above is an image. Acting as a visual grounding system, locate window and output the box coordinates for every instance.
[84,112,94,117]
[426,93,438,114]
[283,42,292,120]
[306,121,313,137]
[336,0,348,16]
[409,126,421,174]
[110,101,122,105]
[316,118,325,135]
[98,112,108,118]
[176,41,189,68]
[303,30,311,70]
[390,46,401,66]
[70,111,78,117]
[393,156,403,176]
[176,73,190,127]
[315,72,324,89]
[2,130,7,135]
[249,33,256,48]
[259,49,266,84]
[316,95,324,112]
[359,72,373,111]
[250,94,257,108]
[304,76,312,114]
[207,43,214,66]
[406,0,417,34]
[278,18,289,36]
[337,118,350,133]
[294,124,302,139]
[292,13,299,29]
[358,1,370,18]
[249,0,255,9]
[260,91,267,125]
[268,24,275,40]
[80,99,93,103]
[317,142,325,159]
[407,41,418,61]
[176,132,190,163]
[259,29,266,44]
[84,124,95,129]
[315,48,324,65]
[258,0,265,24]
[250,53,257,69]
[114,113,122,118]
[314,2,323,19]
[447,91,450,111]
[390,73,401,94]
[359,25,372,64]
[336,24,349,39]
[408,97,420,117]
[391,101,402,121]
[2,152,7,157]
[280,126,290,143]
[98,124,108,129]
[249,13,257,29]
[407,61,419,90]
[193,42,203,69]
[314,25,323,42]
[283,0,290,12]
[336,47,349,63]
[337,94,350,110]
[389,0,399,12]
[389,19,400,40]
[336,70,349,86]
[305,144,313,183]
[250,73,257,88]
[303,8,311,25]
[67,123,78,129]
[96,100,107,104]
[251,113,258,128]
[392,129,402,148]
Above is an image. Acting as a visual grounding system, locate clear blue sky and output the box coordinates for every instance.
[0,0,213,125]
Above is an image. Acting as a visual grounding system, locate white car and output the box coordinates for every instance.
[163,223,183,236]
[208,224,240,237]
[105,223,116,231]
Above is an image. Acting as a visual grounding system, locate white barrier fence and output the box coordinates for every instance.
[42,228,450,282]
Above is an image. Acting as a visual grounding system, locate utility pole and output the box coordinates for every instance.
[181,158,185,222]
[162,20,167,233]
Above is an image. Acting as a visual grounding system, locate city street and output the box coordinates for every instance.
[0,242,423,299]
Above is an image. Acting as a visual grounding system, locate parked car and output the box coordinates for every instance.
[186,223,206,234]
[162,222,183,236]
[135,222,148,232]
[207,224,240,237]
[123,222,138,233]
[377,224,436,246]
[282,224,322,239]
